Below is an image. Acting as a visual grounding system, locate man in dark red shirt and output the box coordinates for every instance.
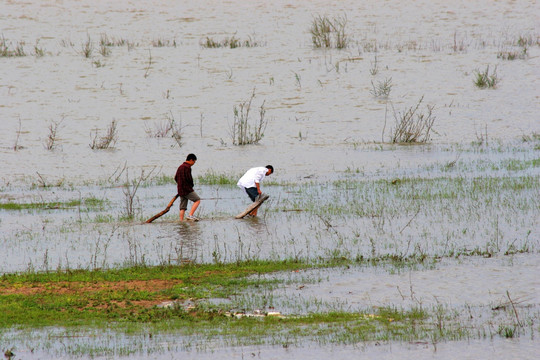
[174,153,201,221]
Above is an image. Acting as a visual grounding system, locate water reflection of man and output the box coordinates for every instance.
[174,221,202,264]
[237,165,274,216]
[175,153,201,221]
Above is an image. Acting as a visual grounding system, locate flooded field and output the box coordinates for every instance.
[1,0,539,358]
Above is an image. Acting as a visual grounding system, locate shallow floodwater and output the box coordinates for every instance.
[258,255,540,312]
[0,0,539,183]
[3,337,539,360]
[1,0,539,358]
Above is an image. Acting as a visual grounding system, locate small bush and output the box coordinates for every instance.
[145,119,174,138]
[145,112,183,147]
[370,77,392,98]
[122,167,155,219]
[90,120,118,149]
[167,112,183,147]
[389,96,436,144]
[230,89,269,145]
[44,118,64,150]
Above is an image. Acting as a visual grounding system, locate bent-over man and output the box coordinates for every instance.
[237,165,274,217]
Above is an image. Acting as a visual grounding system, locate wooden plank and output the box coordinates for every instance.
[235,194,270,219]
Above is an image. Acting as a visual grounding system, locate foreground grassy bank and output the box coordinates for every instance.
[1,258,537,360]
[0,260,320,327]
[0,260,435,352]
[1,260,534,350]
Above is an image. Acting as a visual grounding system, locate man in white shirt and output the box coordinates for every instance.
[237,165,274,216]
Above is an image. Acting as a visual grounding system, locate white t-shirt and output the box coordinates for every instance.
[237,167,267,189]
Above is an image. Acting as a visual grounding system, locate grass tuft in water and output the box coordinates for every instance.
[197,171,239,185]
[0,36,26,57]
[81,36,93,58]
[201,35,261,49]
[370,77,392,98]
[473,65,499,89]
[310,15,349,49]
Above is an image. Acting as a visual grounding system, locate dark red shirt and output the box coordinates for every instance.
[175,162,194,196]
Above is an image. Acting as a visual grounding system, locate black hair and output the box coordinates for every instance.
[186,153,197,161]
[266,165,274,174]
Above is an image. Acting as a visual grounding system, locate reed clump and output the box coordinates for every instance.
[0,37,26,57]
[201,35,261,49]
[310,15,349,49]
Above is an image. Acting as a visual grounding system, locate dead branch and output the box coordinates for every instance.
[145,194,179,223]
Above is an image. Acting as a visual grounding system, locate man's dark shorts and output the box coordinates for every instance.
[179,191,200,210]
[245,187,258,202]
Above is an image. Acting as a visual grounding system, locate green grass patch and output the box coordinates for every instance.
[196,171,240,185]
[0,200,81,211]
[146,173,175,186]
[0,197,107,211]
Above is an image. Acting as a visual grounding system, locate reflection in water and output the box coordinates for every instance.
[205,216,273,264]
[173,222,202,264]
[236,217,271,261]
[243,216,268,233]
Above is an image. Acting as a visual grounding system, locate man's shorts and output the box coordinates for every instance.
[245,187,258,202]
[179,191,200,210]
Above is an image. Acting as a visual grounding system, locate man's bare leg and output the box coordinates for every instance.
[179,209,186,221]
[189,200,200,217]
